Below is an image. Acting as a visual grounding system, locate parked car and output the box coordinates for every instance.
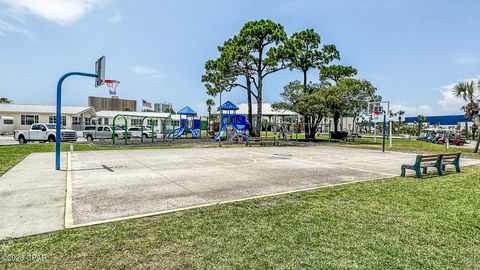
[449,138,466,146]
[83,125,131,141]
[127,127,156,139]
[14,123,77,144]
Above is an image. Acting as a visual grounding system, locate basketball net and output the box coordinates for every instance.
[105,79,120,96]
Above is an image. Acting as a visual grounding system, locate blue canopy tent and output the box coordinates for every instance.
[168,106,200,139]
[219,101,239,111]
[177,106,197,116]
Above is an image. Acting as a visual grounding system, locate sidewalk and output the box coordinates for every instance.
[0,153,66,240]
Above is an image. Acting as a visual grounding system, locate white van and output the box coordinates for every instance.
[0,116,14,135]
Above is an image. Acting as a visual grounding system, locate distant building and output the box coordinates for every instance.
[88,96,137,112]
[0,103,96,130]
[404,115,473,130]
[154,102,173,113]
[233,103,298,121]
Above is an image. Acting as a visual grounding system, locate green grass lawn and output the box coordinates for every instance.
[336,137,480,159]
[1,166,479,269]
[0,143,199,176]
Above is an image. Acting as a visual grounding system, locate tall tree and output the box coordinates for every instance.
[206,98,215,134]
[286,29,339,87]
[272,81,329,136]
[237,19,290,135]
[320,65,357,83]
[202,37,257,135]
[284,29,339,138]
[0,97,12,103]
[323,78,377,133]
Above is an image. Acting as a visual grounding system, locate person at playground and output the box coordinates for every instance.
[279,126,286,140]
[226,125,234,143]
[235,129,244,143]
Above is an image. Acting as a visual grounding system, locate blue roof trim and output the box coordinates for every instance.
[177,106,197,115]
[219,101,239,111]
[404,115,471,125]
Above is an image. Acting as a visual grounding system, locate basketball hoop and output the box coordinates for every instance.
[104,79,120,95]
[372,110,381,116]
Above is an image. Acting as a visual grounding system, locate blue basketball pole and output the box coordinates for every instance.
[56,72,98,170]
[382,112,387,153]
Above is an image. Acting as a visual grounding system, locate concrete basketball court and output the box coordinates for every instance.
[2,146,480,239]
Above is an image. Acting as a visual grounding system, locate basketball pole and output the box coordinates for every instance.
[56,72,98,170]
[382,112,387,153]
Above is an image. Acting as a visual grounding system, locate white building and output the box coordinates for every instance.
[0,103,96,131]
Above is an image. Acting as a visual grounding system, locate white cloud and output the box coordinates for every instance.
[393,76,480,117]
[1,0,105,25]
[0,19,34,38]
[132,66,163,79]
[109,11,121,23]
[438,77,480,114]
[390,103,435,117]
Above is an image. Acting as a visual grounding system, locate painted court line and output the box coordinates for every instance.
[65,151,73,228]
[69,174,394,228]
[245,149,398,177]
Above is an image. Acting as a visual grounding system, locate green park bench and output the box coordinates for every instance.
[441,153,461,173]
[400,153,461,178]
[246,136,277,147]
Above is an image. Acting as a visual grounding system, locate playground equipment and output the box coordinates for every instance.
[168,106,200,139]
[111,113,175,144]
[214,101,250,141]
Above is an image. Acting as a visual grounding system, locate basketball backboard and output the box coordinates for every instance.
[368,101,390,122]
[95,56,105,87]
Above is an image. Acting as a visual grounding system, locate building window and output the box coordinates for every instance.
[98,118,102,125]
[147,119,158,126]
[72,116,81,125]
[104,118,109,125]
[49,116,66,126]
[131,119,142,126]
[21,115,39,125]
[84,117,91,125]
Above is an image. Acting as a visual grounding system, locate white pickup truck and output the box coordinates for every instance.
[14,123,77,144]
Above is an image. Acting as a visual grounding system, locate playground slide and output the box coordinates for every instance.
[214,124,227,141]
[215,123,248,141]
[168,127,185,139]
[230,123,248,141]
[189,128,200,138]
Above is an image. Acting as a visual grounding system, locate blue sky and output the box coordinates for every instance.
[1,0,479,116]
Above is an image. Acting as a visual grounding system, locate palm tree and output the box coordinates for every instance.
[417,114,426,135]
[452,80,479,139]
[0,97,12,103]
[206,99,215,135]
[397,110,405,133]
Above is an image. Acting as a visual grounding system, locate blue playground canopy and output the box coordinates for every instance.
[404,115,471,125]
[177,106,197,116]
[219,101,239,111]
